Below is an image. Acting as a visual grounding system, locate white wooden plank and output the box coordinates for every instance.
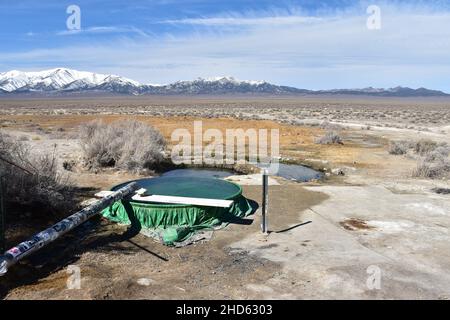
[95,188,232,208]
[131,194,233,208]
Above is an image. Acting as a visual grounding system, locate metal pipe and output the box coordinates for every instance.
[0,182,138,276]
[261,169,269,234]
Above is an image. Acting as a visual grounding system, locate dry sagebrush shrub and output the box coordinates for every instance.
[319,121,344,131]
[388,140,410,155]
[424,146,450,162]
[412,144,450,179]
[0,131,73,215]
[79,120,166,172]
[412,157,450,179]
[315,130,343,145]
[414,139,439,155]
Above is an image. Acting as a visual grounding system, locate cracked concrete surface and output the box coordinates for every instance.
[232,185,450,299]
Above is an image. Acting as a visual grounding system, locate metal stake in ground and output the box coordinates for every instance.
[0,182,138,276]
[0,176,5,253]
[261,169,269,234]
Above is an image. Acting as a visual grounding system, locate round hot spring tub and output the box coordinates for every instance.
[102,176,254,245]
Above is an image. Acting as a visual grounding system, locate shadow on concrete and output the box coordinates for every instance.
[274,221,312,233]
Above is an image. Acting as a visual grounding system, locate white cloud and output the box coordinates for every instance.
[162,15,325,26]
[3,3,450,91]
[56,26,150,37]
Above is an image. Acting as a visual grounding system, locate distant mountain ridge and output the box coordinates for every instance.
[0,68,448,97]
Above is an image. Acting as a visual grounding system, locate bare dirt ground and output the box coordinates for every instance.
[0,96,449,299]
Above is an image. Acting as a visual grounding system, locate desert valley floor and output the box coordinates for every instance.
[0,96,449,299]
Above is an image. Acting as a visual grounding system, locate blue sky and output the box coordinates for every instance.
[1,0,450,90]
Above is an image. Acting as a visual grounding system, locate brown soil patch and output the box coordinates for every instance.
[2,184,328,300]
[0,114,388,170]
[340,218,375,231]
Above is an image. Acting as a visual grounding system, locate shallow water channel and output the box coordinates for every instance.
[162,164,322,182]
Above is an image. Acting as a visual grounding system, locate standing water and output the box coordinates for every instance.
[276,163,323,182]
[162,165,322,182]
[262,163,323,182]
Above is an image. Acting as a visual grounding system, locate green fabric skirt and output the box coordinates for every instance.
[101,177,254,245]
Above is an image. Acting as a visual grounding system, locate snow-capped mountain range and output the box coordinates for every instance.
[0,68,448,97]
[0,68,140,94]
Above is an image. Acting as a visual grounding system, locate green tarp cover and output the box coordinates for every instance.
[102,177,254,245]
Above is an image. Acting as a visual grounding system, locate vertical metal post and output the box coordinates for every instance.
[261,169,269,234]
[0,177,5,253]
